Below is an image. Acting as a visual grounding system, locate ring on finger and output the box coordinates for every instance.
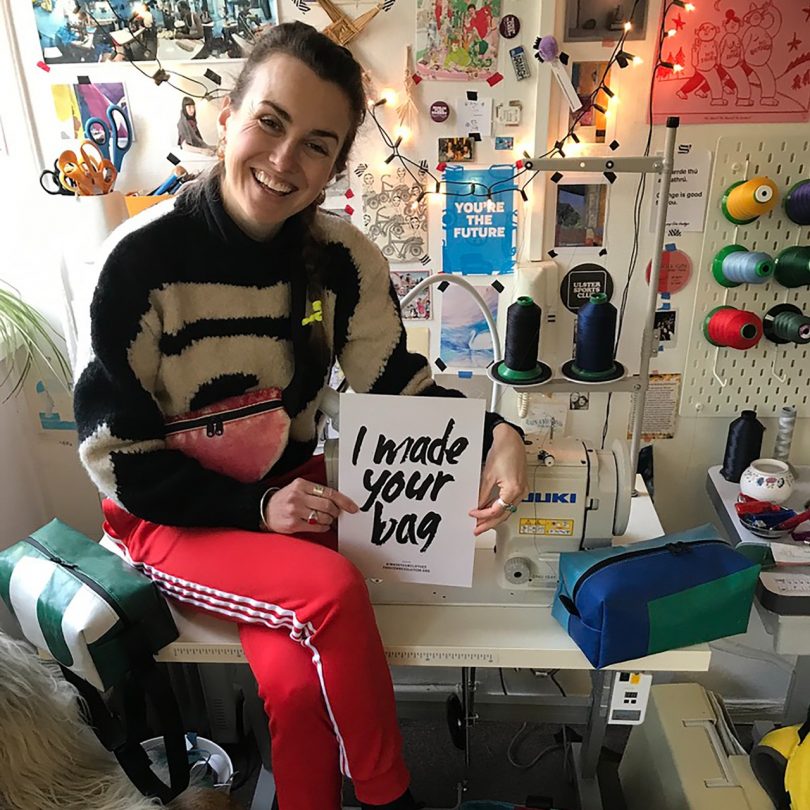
[312,484,325,497]
[495,496,518,514]
[306,509,319,525]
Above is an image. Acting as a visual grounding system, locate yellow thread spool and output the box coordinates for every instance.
[722,176,779,225]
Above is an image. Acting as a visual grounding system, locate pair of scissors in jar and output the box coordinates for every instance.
[57,141,118,195]
[83,103,133,172]
[39,158,76,196]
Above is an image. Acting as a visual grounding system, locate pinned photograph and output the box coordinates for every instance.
[555,183,608,247]
[654,309,678,346]
[566,0,648,42]
[33,0,277,65]
[569,392,590,411]
[569,61,612,143]
[440,283,499,368]
[51,81,133,142]
[391,271,432,320]
[438,136,475,162]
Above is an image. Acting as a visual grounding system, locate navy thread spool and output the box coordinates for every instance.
[712,245,774,287]
[562,293,625,382]
[785,179,810,226]
[491,296,552,385]
[720,409,764,484]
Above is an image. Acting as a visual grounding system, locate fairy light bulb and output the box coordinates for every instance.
[632,55,643,66]
[685,2,695,10]
[624,21,632,31]
[396,125,411,143]
[667,28,677,37]
[380,88,398,107]
[673,63,684,72]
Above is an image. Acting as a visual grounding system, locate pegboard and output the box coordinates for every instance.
[680,135,810,418]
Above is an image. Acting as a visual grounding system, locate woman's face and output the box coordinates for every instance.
[218,52,352,240]
[185,103,196,117]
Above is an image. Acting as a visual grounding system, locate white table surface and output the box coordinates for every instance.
[157,476,711,672]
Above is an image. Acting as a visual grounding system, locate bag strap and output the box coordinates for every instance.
[61,663,190,803]
[799,703,810,744]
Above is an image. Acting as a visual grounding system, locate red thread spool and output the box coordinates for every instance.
[703,306,763,350]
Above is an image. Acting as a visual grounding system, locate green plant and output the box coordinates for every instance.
[0,282,71,402]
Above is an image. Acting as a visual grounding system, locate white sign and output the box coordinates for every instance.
[338,394,484,587]
[461,98,493,138]
[649,147,712,234]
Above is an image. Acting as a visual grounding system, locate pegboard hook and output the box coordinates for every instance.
[711,346,728,388]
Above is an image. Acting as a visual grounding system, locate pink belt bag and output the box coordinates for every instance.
[164,387,291,483]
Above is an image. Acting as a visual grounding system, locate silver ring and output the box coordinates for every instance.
[312,484,325,497]
[496,497,518,514]
[306,510,319,525]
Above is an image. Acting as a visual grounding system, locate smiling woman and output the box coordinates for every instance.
[72,21,527,810]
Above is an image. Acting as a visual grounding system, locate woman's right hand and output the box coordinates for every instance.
[263,478,359,534]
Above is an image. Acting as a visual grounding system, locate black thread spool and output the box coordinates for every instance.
[490,296,552,385]
[720,409,764,483]
[561,293,625,383]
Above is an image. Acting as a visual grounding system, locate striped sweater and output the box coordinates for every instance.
[73,179,514,530]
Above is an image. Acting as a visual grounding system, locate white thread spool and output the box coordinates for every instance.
[773,405,797,463]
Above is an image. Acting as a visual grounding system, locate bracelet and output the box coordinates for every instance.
[259,487,279,531]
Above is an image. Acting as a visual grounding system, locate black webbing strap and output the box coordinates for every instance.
[61,663,189,803]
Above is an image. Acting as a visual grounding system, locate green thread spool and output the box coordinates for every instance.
[763,304,810,346]
[774,246,810,288]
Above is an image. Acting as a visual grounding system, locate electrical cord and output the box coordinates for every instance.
[601,0,678,448]
[506,723,564,770]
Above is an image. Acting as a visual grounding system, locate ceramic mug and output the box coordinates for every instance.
[739,458,795,504]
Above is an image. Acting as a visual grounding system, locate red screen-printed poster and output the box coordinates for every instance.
[652,1,810,124]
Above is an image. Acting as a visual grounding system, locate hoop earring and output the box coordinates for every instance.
[315,189,326,206]
[216,138,226,160]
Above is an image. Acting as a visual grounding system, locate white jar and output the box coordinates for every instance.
[739,458,795,504]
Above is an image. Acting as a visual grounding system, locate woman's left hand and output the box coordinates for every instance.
[469,422,528,536]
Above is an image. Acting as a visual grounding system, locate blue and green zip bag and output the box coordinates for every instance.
[552,524,760,668]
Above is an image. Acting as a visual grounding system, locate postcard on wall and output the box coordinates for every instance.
[34,0,278,64]
[439,283,499,369]
[439,136,475,162]
[569,62,612,143]
[361,168,428,263]
[442,165,517,275]
[566,0,649,42]
[415,0,503,81]
[652,0,810,124]
[627,373,681,441]
[392,270,432,320]
[654,309,678,348]
[338,393,484,587]
[51,82,133,142]
[555,183,608,248]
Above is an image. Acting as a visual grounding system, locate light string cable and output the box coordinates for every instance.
[601,0,693,448]
[367,0,647,205]
[83,1,231,101]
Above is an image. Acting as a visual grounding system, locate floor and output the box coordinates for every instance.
[228,719,631,809]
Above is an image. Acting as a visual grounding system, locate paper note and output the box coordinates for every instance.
[338,393,484,587]
[628,373,681,441]
[649,146,712,234]
[770,542,810,566]
[461,98,493,137]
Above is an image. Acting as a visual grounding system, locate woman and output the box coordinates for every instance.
[73,22,526,810]
[177,96,215,154]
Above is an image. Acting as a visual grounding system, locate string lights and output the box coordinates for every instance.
[366,0,697,204]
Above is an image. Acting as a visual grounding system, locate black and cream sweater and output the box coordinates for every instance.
[74,180,515,530]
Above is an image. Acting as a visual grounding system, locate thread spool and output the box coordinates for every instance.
[712,245,773,287]
[720,409,764,483]
[773,405,797,464]
[774,246,810,288]
[490,296,552,386]
[561,293,625,382]
[721,176,779,225]
[784,179,810,226]
[703,306,763,350]
[763,303,810,345]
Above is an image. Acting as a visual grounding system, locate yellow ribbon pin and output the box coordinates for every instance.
[302,299,323,326]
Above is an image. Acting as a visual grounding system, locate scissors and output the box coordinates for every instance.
[39,158,76,196]
[83,103,133,172]
[58,141,118,195]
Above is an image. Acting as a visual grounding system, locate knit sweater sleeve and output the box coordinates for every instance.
[73,237,269,530]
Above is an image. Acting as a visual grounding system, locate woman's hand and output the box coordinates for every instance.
[469,423,528,537]
[263,478,358,534]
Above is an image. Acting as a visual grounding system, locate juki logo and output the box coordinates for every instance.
[523,492,577,504]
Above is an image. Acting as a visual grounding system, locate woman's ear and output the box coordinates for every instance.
[217,97,233,141]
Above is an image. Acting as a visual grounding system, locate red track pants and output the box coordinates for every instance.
[102,455,410,810]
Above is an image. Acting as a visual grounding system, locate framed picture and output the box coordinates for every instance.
[565,0,648,42]
[33,0,278,65]
[554,182,608,248]
[438,137,475,162]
